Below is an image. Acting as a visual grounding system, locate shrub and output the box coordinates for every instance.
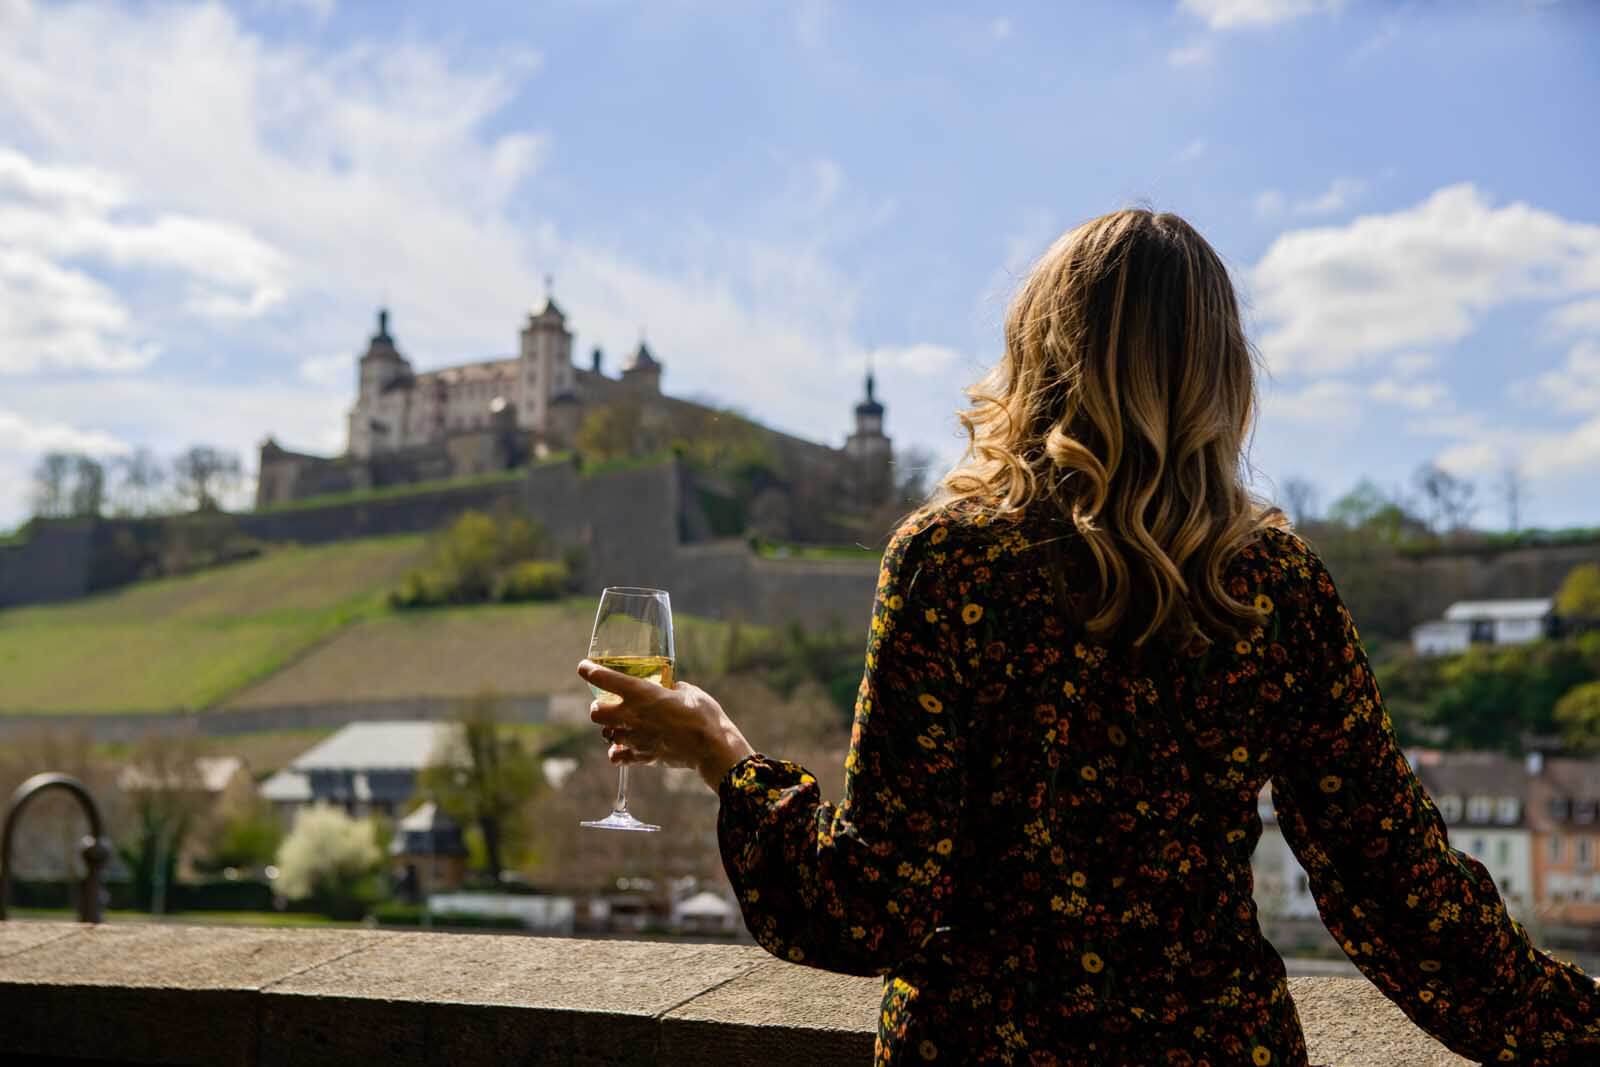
[390,509,575,609]
[495,560,568,602]
[272,806,384,920]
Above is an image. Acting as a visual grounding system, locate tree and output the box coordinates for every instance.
[1412,462,1477,535]
[892,446,940,507]
[115,734,212,913]
[1556,564,1600,621]
[29,452,72,518]
[172,446,243,511]
[114,447,168,515]
[1326,479,1428,546]
[196,795,283,874]
[1495,464,1527,534]
[1279,477,1320,527]
[69,455,105,517]
[419,694,543,883]
[1554,681,1600,753]
[273,806,384,919]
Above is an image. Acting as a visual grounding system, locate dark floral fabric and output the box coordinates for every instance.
[717,504,1600,1065]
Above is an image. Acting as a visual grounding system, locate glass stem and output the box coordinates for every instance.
[613,765,630,815]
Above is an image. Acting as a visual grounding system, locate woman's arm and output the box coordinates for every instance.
[1271,542,1598,1064]
[714,517,967,976]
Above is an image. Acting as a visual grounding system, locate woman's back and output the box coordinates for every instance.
[719,505,1600,1065]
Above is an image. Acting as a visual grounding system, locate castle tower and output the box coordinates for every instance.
[518,286,575,435]
[349,308,415,458]
[845,368,893,504]
[620,340,662,393]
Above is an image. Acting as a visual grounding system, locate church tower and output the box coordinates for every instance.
[349,308,414,458]
[845,368,893,503]
[518,284,575,436]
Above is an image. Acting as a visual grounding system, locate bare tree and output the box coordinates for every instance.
[172,446,243,511]
[69,455,106,518]
[29,452,72,518]
[1279,477,1320,526]
[114,447,168,516]
[892,446,940,507]
[1494,464,1527,534]
[1412,463,1477,535]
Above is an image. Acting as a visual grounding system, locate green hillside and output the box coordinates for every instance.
[0,537,424,712]
[0,533,740,715]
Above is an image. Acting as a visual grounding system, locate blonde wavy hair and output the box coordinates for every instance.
[941,209,1287,647]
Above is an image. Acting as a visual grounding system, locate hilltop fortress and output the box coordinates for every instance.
[256,296,895,542]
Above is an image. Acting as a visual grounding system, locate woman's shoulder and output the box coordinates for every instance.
[888,498,1036,558]
[1230,523,1339,602]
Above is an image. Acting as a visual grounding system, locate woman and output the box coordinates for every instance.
[580,209,1598,1065]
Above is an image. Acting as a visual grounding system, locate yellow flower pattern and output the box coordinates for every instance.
[717,507,1600,1065]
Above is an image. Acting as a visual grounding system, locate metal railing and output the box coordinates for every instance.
[0,773,112,923]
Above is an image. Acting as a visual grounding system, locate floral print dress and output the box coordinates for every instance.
[716,505,1600,1065]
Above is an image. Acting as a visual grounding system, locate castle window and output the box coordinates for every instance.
[1551,835,1564,864]
[1580,837,1594,870]
[1436,795,1462,822]
[1495,797,1519,824]
[1466,796,1492,823]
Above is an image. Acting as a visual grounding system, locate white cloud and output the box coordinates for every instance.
[1254,189,1286,220]
[1529,340,1600,416]
[255,0,336,22]
[1547,297,1600,337]
[1168,41,1213,67]
[0,410,129,456]
[1179,0,1343,30]
[1369,377,1448,411]
[1295,176,1365,216]
[989,17,1013,41]
[0,246,155,372]
[298,353,352,389]
[1251,183,1600,376]
[1390,352,1436,378]
[1176,138,1208,163]
[1260,379,1363,426]
[868,343,963,377]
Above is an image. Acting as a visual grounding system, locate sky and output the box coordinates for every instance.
[0,0,1597,530]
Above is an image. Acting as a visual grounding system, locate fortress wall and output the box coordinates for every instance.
[0,520,97,608]
[236,477,532,545]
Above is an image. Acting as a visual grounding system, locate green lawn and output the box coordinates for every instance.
[0,536,423,712]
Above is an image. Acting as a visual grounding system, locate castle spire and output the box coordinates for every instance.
[376,307,391,341]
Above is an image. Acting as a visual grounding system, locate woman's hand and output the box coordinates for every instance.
[578,659,756,791]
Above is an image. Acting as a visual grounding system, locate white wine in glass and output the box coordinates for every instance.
[581,586,674,833]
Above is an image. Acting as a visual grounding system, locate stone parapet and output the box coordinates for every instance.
[0,922,1472,1065]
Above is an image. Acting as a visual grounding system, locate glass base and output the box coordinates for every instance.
[580,810,660,832]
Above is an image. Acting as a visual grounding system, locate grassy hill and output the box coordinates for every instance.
[0,537,423,712]
[0,533,741,715]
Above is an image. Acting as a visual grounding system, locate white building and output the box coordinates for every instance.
[1411,598,1554,656]
[1252,784,1320,921]
[259,721,464,821]
[1411,749,1534,916]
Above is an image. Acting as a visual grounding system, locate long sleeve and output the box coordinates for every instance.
[717,518,966,976]
[1271,546,1599,1065]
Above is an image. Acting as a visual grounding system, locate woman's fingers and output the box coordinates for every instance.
[578,659,662,701]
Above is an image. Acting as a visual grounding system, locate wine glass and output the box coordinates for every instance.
[580,586,674,832]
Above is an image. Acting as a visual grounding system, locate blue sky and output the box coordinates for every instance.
[0,0,1597,529]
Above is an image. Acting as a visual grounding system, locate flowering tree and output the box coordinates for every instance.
[272,806,383,919]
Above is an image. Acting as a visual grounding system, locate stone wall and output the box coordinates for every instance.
[0,923,1476,1065]
[0,695,550,744]
[0,519,97,607]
